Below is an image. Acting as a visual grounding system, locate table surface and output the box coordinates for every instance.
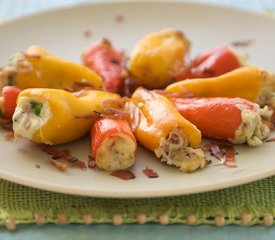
[1,0,275,239]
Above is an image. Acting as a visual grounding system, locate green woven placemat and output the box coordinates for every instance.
[1,175,275,229]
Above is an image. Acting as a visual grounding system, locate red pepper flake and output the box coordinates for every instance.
[111,170,135,180]
[202,142,237,168]
[143,167,159,178]
[231,39,254,47]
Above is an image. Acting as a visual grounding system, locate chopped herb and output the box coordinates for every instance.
[30,101,43,116]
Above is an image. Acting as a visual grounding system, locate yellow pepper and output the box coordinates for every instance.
[129,28,190,89]
[166,66,275,106]
[0,45,103,91]
[126,87,205,172]
[13,89,119,145]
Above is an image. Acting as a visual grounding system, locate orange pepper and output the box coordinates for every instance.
[125,87,205,172]
[166,66,274,106]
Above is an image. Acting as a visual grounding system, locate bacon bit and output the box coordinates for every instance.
[231,39,254,47]
[35,163,41,169]
[115,15,124,23]
[75,112,98,120]
[83,29,92,38]
[4,131,14,141]
[266,137,275,142]
[142,167,159,178]
[65,82,95,92]
[48,157,69,172]
[0,118,13,131]
[38,144,87,169]
[88,155,96,168]
[111,170,135,180]
[73,89,90,98]
[202,142,237,167]
[205,159,212,166]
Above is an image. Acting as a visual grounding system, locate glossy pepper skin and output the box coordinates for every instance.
[125,87,205,172]
[126,87,201,151]
[170,97,270,146]
[166,66,270,104]
[129,28,190,89]
[91,117,137,171]
[82,39,127,94]
[176,45,243,80]
[0,86,22,120]
[12,89,120,145]
[0,45,103,91]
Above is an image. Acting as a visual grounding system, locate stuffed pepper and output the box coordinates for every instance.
[129,28,190,89]
[82,38,127,94]
[91,117,137,171]
[0,45,103,91]
[170,97,271,146]
[125,87,205,173]
[13,89,119,145]
[166,66,275,108]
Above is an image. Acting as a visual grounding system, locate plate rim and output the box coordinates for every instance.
[0,0,275,198]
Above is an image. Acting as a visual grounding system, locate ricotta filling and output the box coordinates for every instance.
[12,96,52,143]
[233,104,271,147]
[154,128,205,173]
[96,134,136,171]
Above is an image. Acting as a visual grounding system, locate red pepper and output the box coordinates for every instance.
[176,45,243,80]
[170,97,269,146]
[0,86,22,120]
[82,38,127,94]
[91,117,137,171]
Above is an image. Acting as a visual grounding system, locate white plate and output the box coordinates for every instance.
[0,1,275,198]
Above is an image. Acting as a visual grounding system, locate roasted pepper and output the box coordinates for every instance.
[129,28,190,89]
[125,87,205,173]
[166,66,275,107]
[91,117,137,171]
[12,89,119,144]
[0,45,103,91]
[170,97,271,146]
[82,38,127,94]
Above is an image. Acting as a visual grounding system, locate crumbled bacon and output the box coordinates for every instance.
[266,137,275,142]
[111,170,135,180]
[115,15,124,23]
[48,156,69,172]
[83,29,92,38]
[4,131,14,141]
[38,144,87,170]
[0,118,13,131]
[88,154,96,168]
[231,39,253,47]
[65,82,95,92]
[202,142,237,168]
[142,167,159,178]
